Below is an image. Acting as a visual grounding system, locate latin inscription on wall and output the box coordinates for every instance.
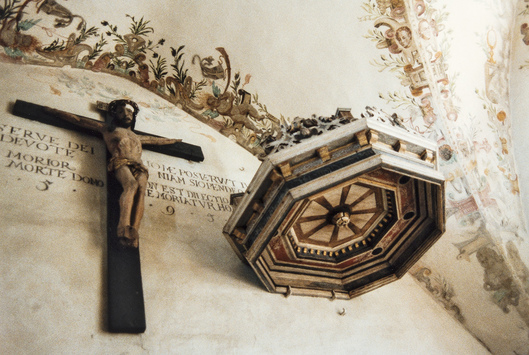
[145,161,247,214]
[1,120,246,215]
[1,121,104,189]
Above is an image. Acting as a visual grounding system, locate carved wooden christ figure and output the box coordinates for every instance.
[46,99,179,248]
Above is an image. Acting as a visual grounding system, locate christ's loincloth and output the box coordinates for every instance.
[108,157,149,179]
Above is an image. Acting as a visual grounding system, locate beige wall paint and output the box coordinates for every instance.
[0,62,489,354]
[3,0,529,353]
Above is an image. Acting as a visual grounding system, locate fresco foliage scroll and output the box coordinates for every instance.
[361,0,529,331]
[3,0,529,335]
[0,0,283,158]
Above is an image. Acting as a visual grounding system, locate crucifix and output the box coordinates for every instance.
[12,99,204,333]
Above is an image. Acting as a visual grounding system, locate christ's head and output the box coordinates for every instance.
[108,99,139,130]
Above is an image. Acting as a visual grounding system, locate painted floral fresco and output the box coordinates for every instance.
[0,0,281,157]
[2,0,529,352]
[361,0,529,351]
[409,262,464,323]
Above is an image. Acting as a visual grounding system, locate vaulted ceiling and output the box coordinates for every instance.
[2,0,529,353]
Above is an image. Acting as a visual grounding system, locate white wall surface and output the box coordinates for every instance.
[0,63,490,354]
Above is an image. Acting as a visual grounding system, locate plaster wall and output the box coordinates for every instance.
[3,0,528,352]
[0,63,489,354]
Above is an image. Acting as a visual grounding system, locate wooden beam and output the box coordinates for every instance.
[12,100,204,162]
[11,99,206,333]
[107,172,146,333]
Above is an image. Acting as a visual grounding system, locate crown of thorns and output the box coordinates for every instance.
[108,99,139,119]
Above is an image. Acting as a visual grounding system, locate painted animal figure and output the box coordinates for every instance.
[192,54,225,80]
[36,33,93,66]
[37,0,85,30]
[207,91,264,134]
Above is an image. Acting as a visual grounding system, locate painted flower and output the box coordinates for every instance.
[497,111,506,123]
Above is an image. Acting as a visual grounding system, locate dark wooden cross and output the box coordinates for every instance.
[12,100,204,333]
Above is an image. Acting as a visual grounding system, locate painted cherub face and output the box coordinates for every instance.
[396,27,412,48]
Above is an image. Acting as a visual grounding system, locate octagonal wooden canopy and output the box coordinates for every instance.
[223,109,445,299]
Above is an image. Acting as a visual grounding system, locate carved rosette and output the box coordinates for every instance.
[289,181,395,261]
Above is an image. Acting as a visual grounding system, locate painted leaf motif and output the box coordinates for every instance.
[18,19,41,31]
[212,81,221,98]
[202,109,219,119]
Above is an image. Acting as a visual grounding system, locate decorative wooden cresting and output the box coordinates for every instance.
[223,107,445,299]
